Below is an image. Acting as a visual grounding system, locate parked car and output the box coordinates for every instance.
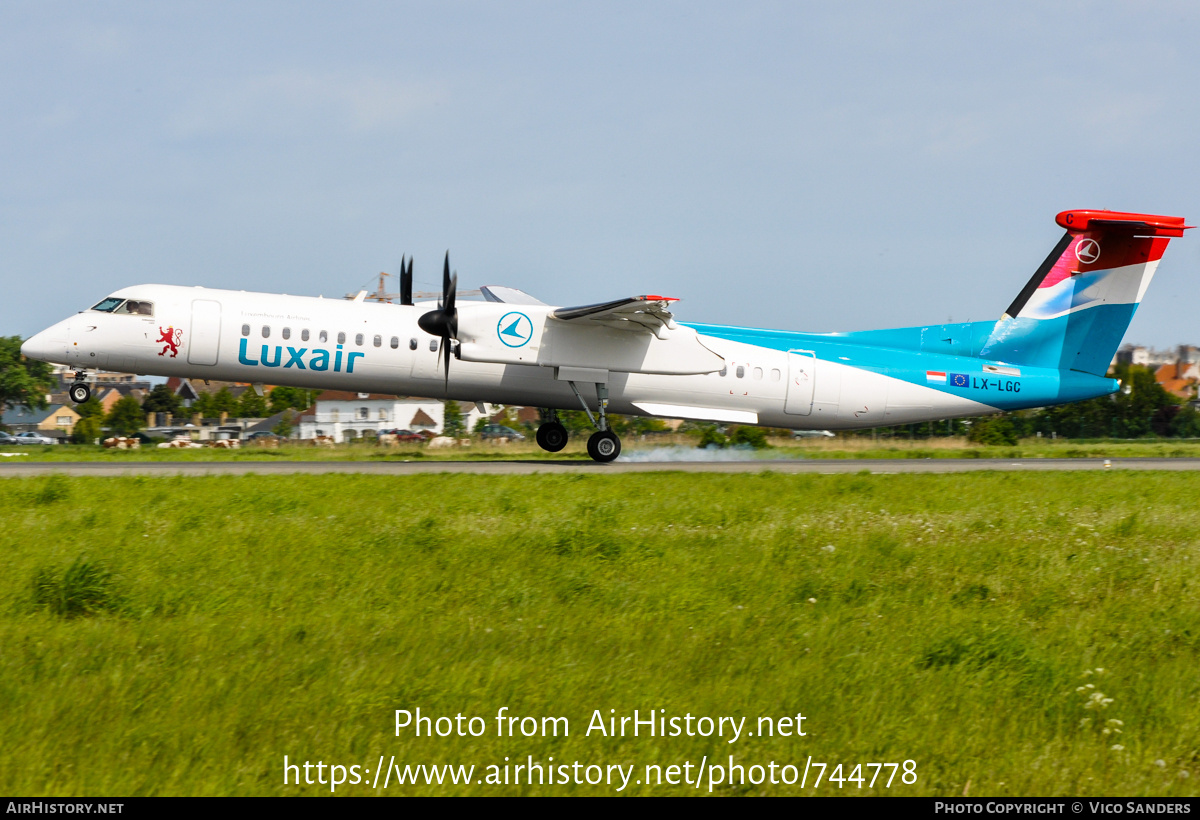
[244,431,283,443]
[478,424,526,442]
[13,431,57,445]
[380,429,426,443]
[0,432,20,445]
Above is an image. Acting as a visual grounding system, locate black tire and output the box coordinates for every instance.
[536,421,569,452]
[586,430,621,463]
[69,383,91,404]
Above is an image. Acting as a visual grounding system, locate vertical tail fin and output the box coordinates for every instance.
[980,210,1190,375]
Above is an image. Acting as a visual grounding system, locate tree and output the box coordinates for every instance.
[730,425,770,449]
[192,386,237,417]
[269,386,317,414]
[74,396,104,419]
[0,336,54,414]
[70,415,102,444]
[967,415,1019,446]
[696,424,728,449]
[273,410,295,438]
[105,395,145,436]
[1169,405,1200,438]
[237,389,268,418]
[442,401,466,437]
[141,384,182,416]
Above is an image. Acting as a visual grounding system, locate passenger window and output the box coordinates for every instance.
[282,327,291,340]
[390,337,399,349]
[770,368,781,382]
[301,329,310,342]
[319,330,328,343]
[719,367,728,377]
[429,340,438,352]
[753,367,763,380]
[356,333,364,346]
[261,326,270,338]
[373,335,382,347]
[241,324,250,337]
[337,332,346,345]
[736,366,745,379]
[409,338,418,350]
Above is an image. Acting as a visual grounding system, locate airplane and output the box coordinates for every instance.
[20,208,1190,462]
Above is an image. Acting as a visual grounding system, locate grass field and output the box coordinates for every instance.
[1,471,1198,796]
[4,435,1200,463]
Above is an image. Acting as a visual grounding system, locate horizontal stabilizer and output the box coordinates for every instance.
[480,285,547,306]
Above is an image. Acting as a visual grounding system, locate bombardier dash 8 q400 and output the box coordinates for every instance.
[20,209,1191,462]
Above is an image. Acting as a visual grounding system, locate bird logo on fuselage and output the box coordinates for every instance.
[497,312,533,348]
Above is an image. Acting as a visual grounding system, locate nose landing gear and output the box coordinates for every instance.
[68,374,92,404]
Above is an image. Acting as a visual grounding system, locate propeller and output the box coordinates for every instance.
[399,256,413,306]
[417,252,458,389]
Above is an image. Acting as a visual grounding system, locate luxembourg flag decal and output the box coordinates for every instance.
[926,371,947,384]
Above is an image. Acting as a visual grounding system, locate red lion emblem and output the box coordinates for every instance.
[157,327,183,358]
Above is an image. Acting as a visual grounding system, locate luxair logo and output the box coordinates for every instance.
[239,340,364,373]
[497,311,533,348]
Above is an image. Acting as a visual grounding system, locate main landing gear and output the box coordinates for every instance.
[533,384,624,463]
[535,414,569,452]
[68,373,91,404]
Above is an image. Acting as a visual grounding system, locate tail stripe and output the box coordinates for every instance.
[1003,232,1072,320]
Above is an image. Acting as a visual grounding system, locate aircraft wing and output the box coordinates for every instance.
[550,295,678,336]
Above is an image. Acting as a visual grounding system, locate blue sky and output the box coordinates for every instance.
[3,1,1198,347]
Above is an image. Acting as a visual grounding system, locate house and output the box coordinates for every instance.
[1,404,81,438]
[297,392,487,441]
[1155,362,1199,401]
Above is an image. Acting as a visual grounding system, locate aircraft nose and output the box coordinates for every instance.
[21,322,68,363]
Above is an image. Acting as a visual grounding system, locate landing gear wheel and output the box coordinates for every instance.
[586,430,621,463]
[69,383,91,404]
[536,421,569,452]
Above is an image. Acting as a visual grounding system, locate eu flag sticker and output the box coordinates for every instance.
[949,373,969,388]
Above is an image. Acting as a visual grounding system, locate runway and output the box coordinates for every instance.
[3,457,1200,476]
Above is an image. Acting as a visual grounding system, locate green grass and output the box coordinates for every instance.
[1,471,1198,795]
[4,436,1200,463]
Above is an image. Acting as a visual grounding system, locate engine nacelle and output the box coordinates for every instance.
[453,303,723,375]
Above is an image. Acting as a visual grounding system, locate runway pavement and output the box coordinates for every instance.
[3,458,1200,476]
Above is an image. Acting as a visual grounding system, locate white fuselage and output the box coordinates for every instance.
[22,284,997,429]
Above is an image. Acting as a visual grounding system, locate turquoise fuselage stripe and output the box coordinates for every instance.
[684,318,1121,412]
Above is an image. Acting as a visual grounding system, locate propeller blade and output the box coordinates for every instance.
[418,251,461,393]
[400,256,413,306]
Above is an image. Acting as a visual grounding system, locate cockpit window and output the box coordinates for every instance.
[91,297,125,313]
[92,297,153,315]
[116,300,154,316]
